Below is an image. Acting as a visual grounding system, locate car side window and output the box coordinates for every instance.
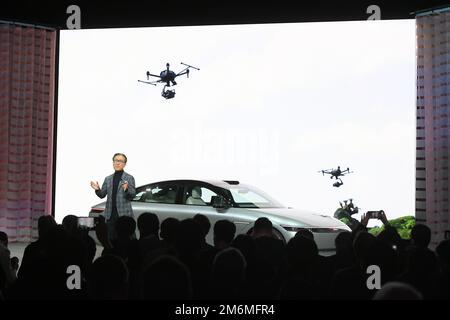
[183,185,218,206]
[134,184,178,204]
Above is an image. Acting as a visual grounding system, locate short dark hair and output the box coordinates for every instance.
[138,212,160,237]
[193,214,211,238]
[112,153,127,163]
[411,224,431,248]
[37,215,57,239]
[254,217,272,233]
[294,228,314,241]
[214,220,236,243]
[116,216,136,239]
[0,231,8,246]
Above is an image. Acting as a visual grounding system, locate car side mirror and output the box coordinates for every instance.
[211,195,230,209]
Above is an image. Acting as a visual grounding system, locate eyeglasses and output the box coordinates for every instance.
[113,159,126,163]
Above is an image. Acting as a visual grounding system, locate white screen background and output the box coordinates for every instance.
[56,20,416,226]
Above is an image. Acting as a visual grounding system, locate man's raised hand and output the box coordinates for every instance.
[90,181,100,190]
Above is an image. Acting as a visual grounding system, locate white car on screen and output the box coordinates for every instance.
[89,179,351,254]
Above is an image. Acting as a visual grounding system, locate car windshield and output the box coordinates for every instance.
[227,185,284,208]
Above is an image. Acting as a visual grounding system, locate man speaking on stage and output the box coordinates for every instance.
[90,153,136,240]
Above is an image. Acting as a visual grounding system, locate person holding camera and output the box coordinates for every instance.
[90,153,136,241]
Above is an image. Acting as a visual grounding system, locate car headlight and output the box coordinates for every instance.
[281,226,310,232]
[282,226,345,233]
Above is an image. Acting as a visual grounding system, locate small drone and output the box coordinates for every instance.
[138,62,200,99]
[339,199,359,215]
[334,198,361,231]
[319,166,353,187]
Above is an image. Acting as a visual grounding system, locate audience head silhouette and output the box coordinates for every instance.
[141,255,192,300]
[294,228,314,241]
[411,224,431,248]
[160,217,180,245]
[193,214,211,239]
[115,216,136,240]
[88,255,129,300]
[253,217,273,237]
[37,215,57,239]
[137,212,159,238]
[373,282,423,300]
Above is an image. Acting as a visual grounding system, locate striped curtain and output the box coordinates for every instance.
[415,9,450,248]
[0,23,56,242]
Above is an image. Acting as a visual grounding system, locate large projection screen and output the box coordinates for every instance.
[56,20,415,226]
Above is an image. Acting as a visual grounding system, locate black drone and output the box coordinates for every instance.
[138,62,200,99]
[319,166,353,187]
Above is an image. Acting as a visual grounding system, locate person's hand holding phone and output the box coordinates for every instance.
[361,212,370,226]
[379,210,390,226]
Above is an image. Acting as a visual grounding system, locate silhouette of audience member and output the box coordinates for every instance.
[433,239,450,299]
[294,228,314,240]
[44,225,91,299]
[232,234,257,264]
[193,214,214,251]
[160,217,180,250]
[141,255,192,300]
[10,257,19,279]
[231,234,276,299]
[365,239,399,286]
[137,212,162,259]
[373,281,423,300]
[252,217,285,275]
[213,219,236,250]
[62,215,96,266]
[210,247,246,299]
[249,217,285,299]
[17,215,57,281]
[0,232,17,294]
[378,225,404,249]
[10,224,88,300]
[101,216,140,298]
[397,244,437,299]
[199,219,237,287]
[175,218,204,257]
[140,217,180,267]
[175,219,204,298]
[328,231,355,273]
[411,224,432,248]
[398,224,437,298]
[331,231,377,300]
[280,235,324,299]
[62,215,79,236]
[377,225,407,272]
[294,227,334,290]
[88,255,129,300]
